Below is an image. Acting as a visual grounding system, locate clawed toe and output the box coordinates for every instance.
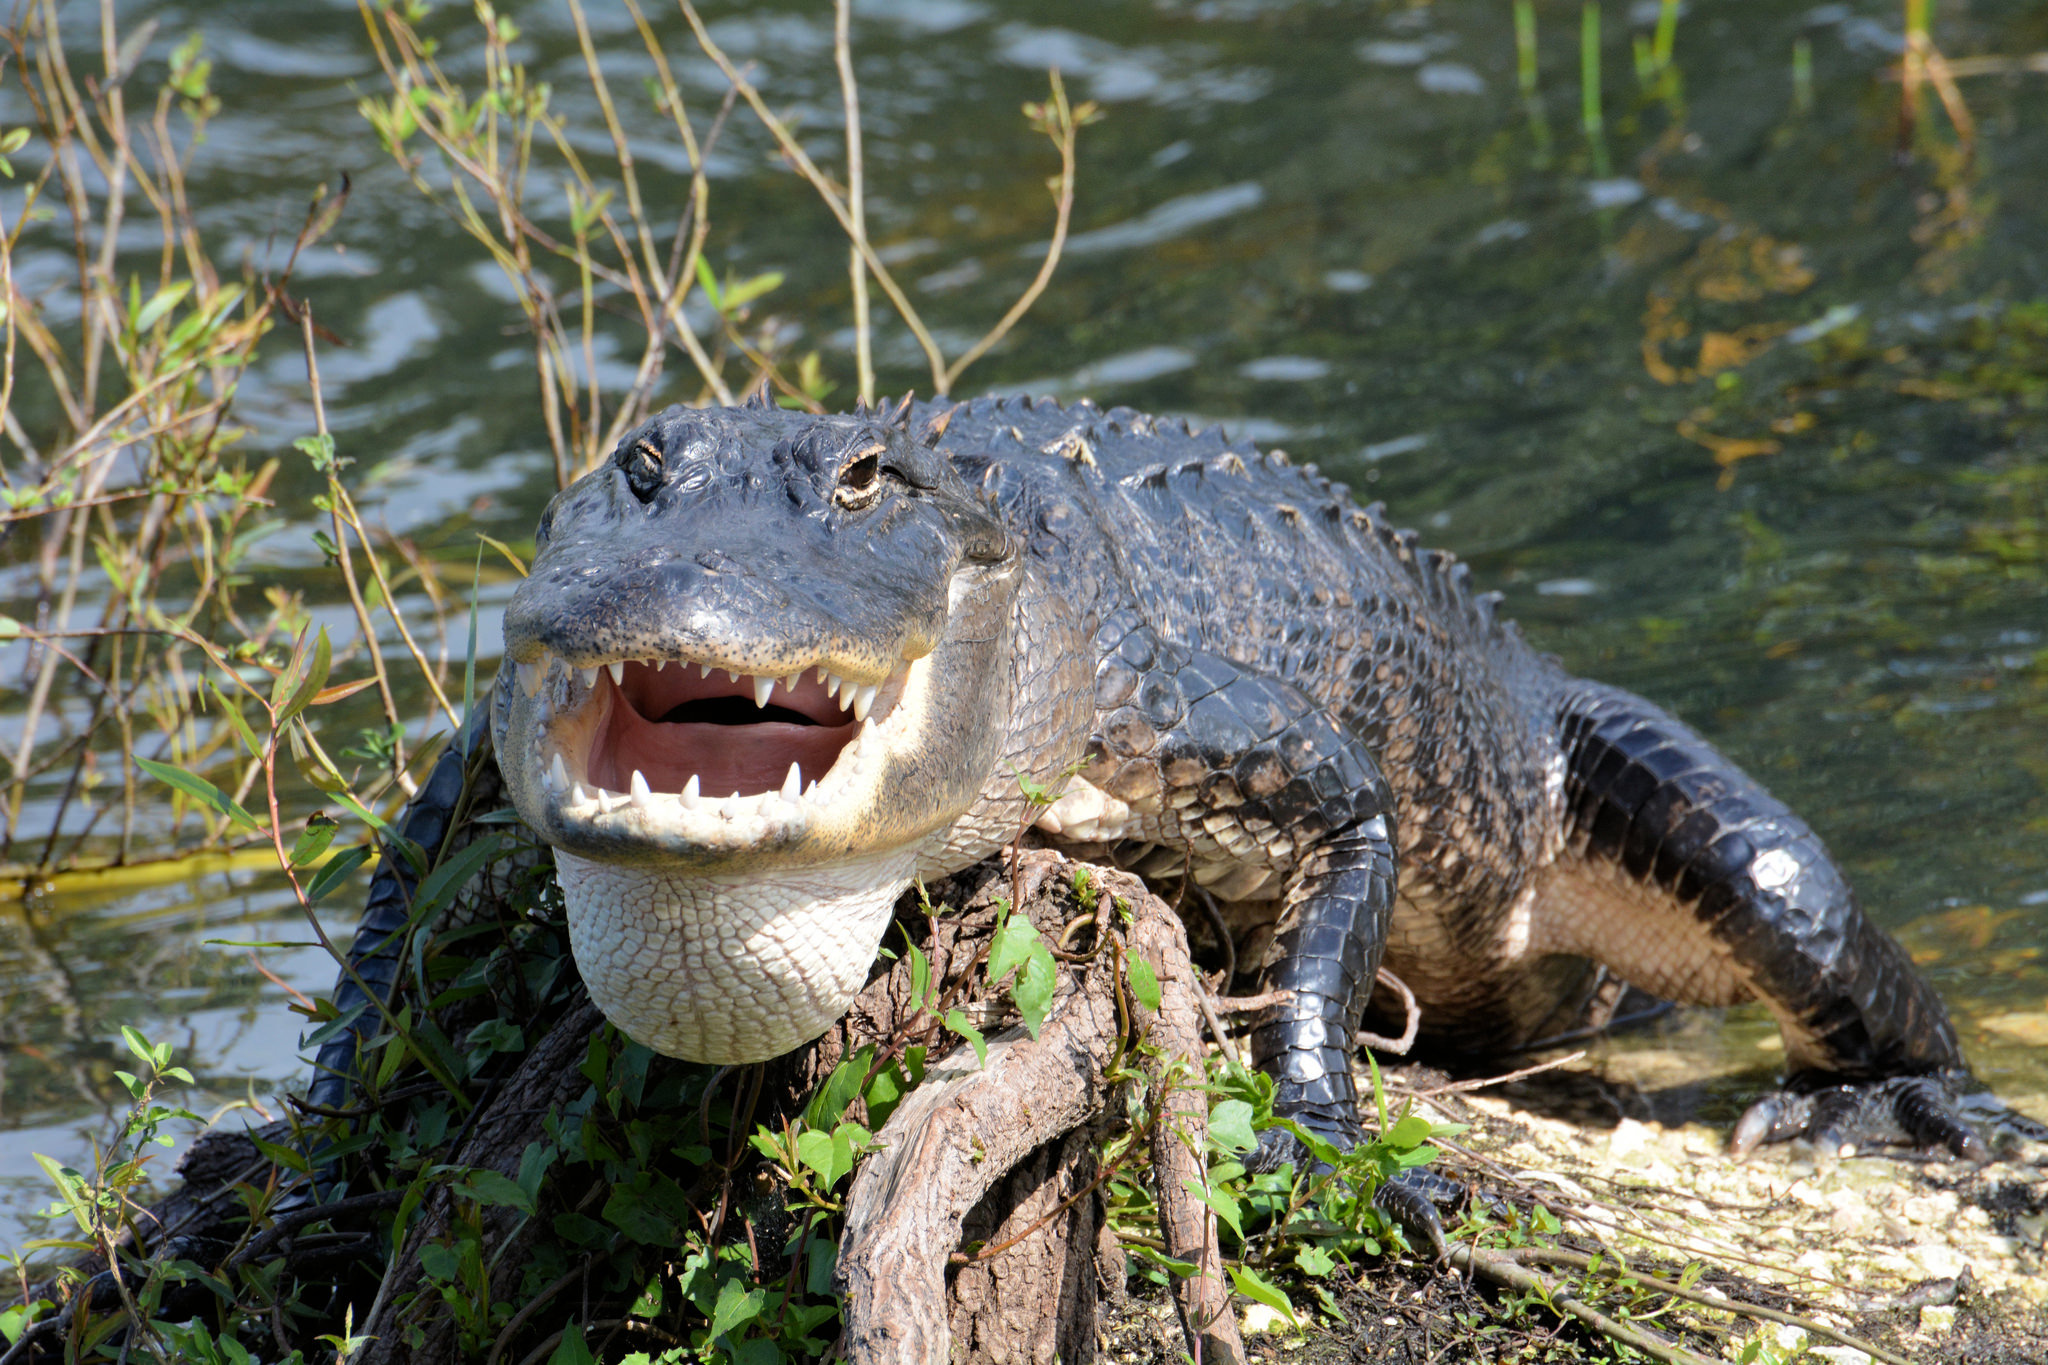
[1373,1166,1468,1258]
[1731,1070,2042,1163]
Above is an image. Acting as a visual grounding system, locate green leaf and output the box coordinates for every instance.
[1367,1049,1390,1134]
[943,1009,987,1067]
[721,270,784,311]
[731,1338,783,1365]
[0,615,20,640]
[1386,1113,1435,1148]
[293,432,338,471]
[864,1060,907,1129]
[985,905,1039,987]
[276,626,334,723]
[134,279,192,333]
[544,1327,596,1365]
[516,1140,556,1206]
[454,1168,536,1214]
[1208,1098,1257,1155]
[0,1300,51,1345]
[205,680,267,761]
[119,1025,158,1068]
[414,834,505,920]
[707,1277,766,1345]
[1228,1265,1298,1328]
[291,814,339,867]
[1124,948,1161,1013]
[693,255,722,309]
[907,943,931,1010]
[795,1130,836,1183]
[306,843,373,903]
[1392,1143,1439,1169]
[248,1134,313,1175]
[803,1044,874,1131]
[332,787,392,834]
[830,1120,868,1185]
[32,1154,90,1232]
[1278,1118,1343,1170]
[135,756,263,831]
[1294,1244,1337,1277]
[1185,1174,1243,1240]
[602,1185,682,1244]
[552,1211,607,1247]
[1012,940,1056,1039]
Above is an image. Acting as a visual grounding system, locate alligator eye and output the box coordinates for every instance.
[621,438,665,503]
[832,443,886,510]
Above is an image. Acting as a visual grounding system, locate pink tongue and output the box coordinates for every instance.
[589,702,854,796]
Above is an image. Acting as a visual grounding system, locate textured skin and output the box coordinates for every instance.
[556,850,912,1063]
[326,394,2030,1174]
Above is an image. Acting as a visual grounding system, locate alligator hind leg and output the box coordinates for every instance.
[1548,681,2042,1159]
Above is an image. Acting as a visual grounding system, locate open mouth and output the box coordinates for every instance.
[515,651,910,824]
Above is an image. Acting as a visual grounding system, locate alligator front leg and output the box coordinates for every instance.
[1246,812,1396,1161]
[1075,629,1399,1165]
[1551,682,2047,1159]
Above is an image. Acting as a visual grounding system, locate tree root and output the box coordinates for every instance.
[839,854,1242,1365]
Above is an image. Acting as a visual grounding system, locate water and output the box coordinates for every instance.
[3,0,2045,1248]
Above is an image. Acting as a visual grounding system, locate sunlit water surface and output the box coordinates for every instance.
[3,0,2046,1249]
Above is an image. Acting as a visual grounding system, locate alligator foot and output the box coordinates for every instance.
[1372,1166,1472,1258]
[1246,1103,1361,1178]
[1249,1110,1475,1257]
[1731,1069,2048,1162]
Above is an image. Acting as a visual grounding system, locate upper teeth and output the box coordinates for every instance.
[517,650,884,722]
[521,649,899,826]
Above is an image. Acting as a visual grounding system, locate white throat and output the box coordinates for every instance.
[555,849,916,1064]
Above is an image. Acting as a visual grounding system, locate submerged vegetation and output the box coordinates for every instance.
[0,0,2043,1361]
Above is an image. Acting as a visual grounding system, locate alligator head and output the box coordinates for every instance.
[493,398,1025,1063]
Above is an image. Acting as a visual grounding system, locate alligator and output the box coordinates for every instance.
[320,391,2042,1193]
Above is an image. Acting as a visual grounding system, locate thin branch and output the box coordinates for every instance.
[1398,1051,1589,1099]
[833,0,873,406]
[1447,1243,1720,1365]
[1356,965,1419,1055]
[675,0,949,391]
[1491,1245,1915,1365]
[942,71,1085,390]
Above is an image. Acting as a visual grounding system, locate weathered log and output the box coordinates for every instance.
[838,854,1243,1365]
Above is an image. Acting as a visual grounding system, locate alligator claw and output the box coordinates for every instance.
[1372,1166,1469,1258]
[1731,1069,2047,1162]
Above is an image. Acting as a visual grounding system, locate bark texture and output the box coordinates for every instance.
[838,854,1243,1365]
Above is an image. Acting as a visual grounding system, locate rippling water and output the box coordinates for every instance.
[3,0,2045,1247]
